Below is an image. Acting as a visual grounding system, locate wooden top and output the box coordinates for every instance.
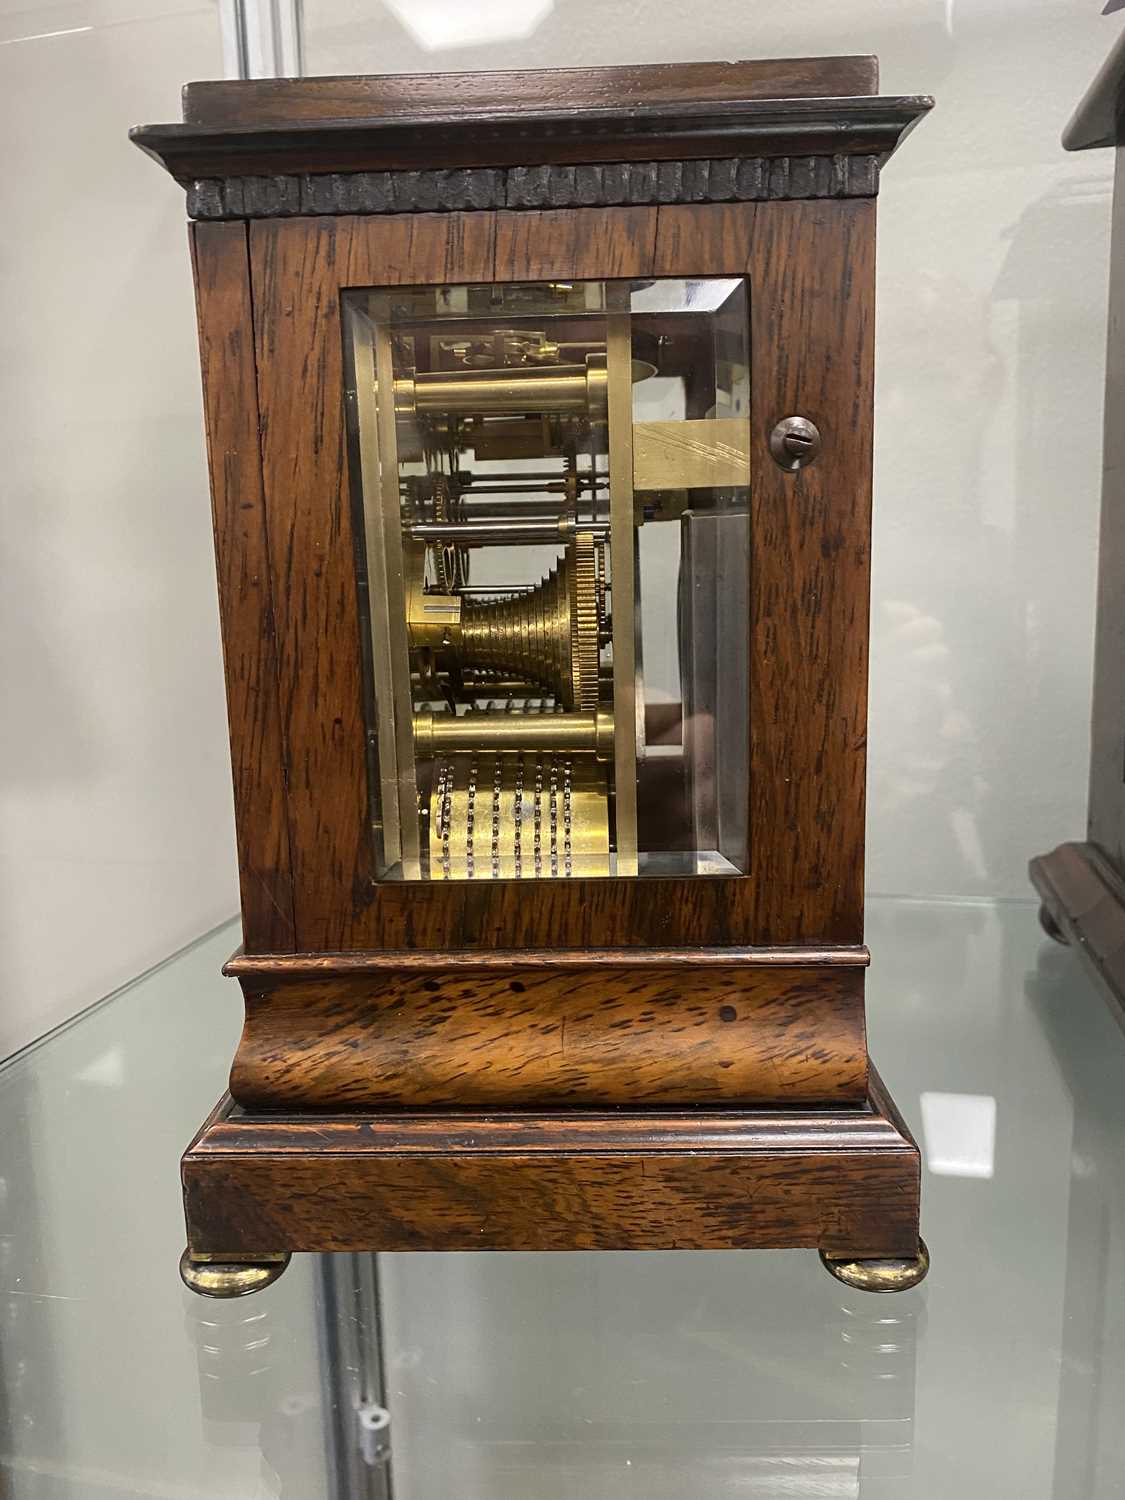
[1064,27,1125,150]
[181,57,881,127]
[131,57,932,185]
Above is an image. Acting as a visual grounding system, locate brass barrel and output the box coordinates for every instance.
[395,358,608,420]
[414,710,614,759]
[409,519,608,545]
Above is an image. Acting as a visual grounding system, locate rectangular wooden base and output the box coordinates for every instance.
[182,1065,921,1261]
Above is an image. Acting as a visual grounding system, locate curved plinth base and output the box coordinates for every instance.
[179,1247,291,1298]
[819,1236,930,1293]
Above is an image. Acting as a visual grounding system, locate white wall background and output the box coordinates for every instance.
[301,0,1117,902]
[0,0,239,1060]
[1,0,1116,1056]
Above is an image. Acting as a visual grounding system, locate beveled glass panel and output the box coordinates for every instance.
[342,277,750,880]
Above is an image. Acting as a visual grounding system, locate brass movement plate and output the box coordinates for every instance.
[633,418,751,490]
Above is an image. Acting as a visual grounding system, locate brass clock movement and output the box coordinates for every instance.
[132,55,933,1297]
[346,273,752,887]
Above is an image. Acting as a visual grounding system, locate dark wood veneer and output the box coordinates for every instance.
[181,58,883,129]
[193,1097,906,1155]
[133,58,929,1275]
[241,198,873,953]
[224,944,870,974]
[191,221,295,951]
[133,93,930,186]
[182,1069,920,1259]
[228,961,868,1110]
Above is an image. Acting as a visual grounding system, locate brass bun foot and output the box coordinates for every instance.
[179,1248,292,1299]
[819,1237,930,1293]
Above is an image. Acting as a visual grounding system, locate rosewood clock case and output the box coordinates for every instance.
[132,55,933,1295]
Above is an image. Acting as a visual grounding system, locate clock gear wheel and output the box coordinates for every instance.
[459,532,603,710]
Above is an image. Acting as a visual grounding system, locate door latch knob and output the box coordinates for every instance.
[769,416,822,471]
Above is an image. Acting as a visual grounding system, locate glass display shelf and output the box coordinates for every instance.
[1,897,1123,1499]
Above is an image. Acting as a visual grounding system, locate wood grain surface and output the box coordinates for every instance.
[228,963,867,1109]
[134,87,931,185]
[182,58,881,129]
[224,943,870,974]
[191,221,295,951]
[654,199,877,944]
[195,1097,908,1156]
[245,199,876,951]
[182,1070,920,1258]
[250,214,495,950]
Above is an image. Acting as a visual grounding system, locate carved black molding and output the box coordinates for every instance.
[185,153,880,220]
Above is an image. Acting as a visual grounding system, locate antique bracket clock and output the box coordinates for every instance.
[132,56,933,1297]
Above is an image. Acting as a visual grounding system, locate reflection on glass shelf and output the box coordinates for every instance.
[919,1090,997,1179]
[373,1249,915,1500]
[4,900,1125,1496]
